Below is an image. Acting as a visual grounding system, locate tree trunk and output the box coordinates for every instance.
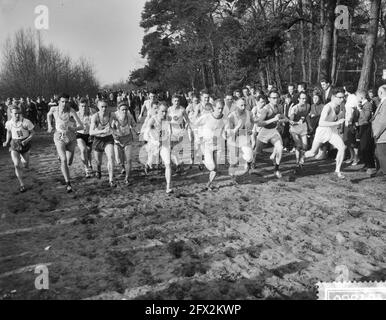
[299,0,307,82]
[201,63,210,90]
[209,38,220,87]
[319,0,336,82]
[307,0,314,84]
[330,0,340,85]
[317,0,325,82]
[259,68,266,89]
[357,0,381,91]
[274,49,282,92]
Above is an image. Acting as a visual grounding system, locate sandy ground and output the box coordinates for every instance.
[0,127,385,300]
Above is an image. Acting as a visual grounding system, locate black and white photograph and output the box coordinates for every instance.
[0,0,386,304]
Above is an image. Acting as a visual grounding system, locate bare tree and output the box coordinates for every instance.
[0,29,99,98]
[357,0,381,91]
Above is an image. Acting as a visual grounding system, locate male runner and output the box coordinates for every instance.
[47,93,84,192]
[289,92,310,169]
[76,98,94,178]
[112,101,138,184]
[186,95,204,169]
[304,88,347,178]
[138,91,157,121]
[167,95,190,173]
[193,99,228,190]
[89,99,117,187]
[144,104,173,193]
[227,98,254,177]
[3,106,35,192]
[255,90,285,179]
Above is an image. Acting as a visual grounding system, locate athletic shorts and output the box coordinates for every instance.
[114,134,133,149]
[313,127,345,150]
[76,132,93,147]
[257,128,282,144]
[93,135,114,153]
[10,139,31,154]
[54,131,76,150]
[289,122,308,136]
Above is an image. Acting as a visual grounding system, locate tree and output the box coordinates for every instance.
[357,0,381,91]
[0,29,99,97]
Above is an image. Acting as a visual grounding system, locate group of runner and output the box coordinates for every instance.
[2,83,386,194]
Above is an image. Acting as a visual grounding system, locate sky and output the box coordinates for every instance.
[0,0,148,85]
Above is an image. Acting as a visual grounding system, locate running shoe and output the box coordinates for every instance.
[19,186,26,193]
[85,169,92,178]
[335,172,345,179]
[66,184,73,193]
[274,171,282,179]
[109,181,117,188]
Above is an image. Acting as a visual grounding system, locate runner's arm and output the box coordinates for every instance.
[138,102,146,120]
[256,109,280,127]
[47,107,55,132]
[2,126,11,147]
[182,110,191,129]
[89,114,106,136]
[70,109,84,131]
[319,106,345,127]
[22,129,34,145]
[129,114,139,135]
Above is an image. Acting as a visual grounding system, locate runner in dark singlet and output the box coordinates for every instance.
[90,99,116,187]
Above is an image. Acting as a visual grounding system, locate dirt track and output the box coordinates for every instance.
[0,130,385,300]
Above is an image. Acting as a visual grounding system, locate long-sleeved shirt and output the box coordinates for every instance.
[358,101,373,126]
[372,97,386,144]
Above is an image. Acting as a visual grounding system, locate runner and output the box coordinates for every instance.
[167,95,190,173]
[47,93,84,193]
[251,95,267,166]
[141,100,159,174]
[255,90,285,179]
[186,95,203,169]
[2,106,35,192]
[289,92,310,170]
[138,91,157,122]
[144,104,173,194]
[112,101,138,185]
[227,98,254,178]
[76,97,94,178]
[193,99,228,190]
[89,99,117,187]
[304,88,347,178]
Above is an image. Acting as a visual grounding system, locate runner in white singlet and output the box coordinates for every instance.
[144,104,173,194]
[47,93,84,193]
[112,102,138,185]
[193,99,228,190]
[167,95,190,173]
[76,98,94,178]
[2,106,35,192]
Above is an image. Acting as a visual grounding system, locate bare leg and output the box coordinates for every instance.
[105,144,115,183]
[329,134,346,177]
[20,151,30,169]
[77,139,89,172]
[94,151,103,178]
[55,142,70,183]
[160,146,172,193]
[66,142,76,166]
[124,145,133,181]
[11,151,24,188]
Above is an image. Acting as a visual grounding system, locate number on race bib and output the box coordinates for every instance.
[16,130,23,138]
